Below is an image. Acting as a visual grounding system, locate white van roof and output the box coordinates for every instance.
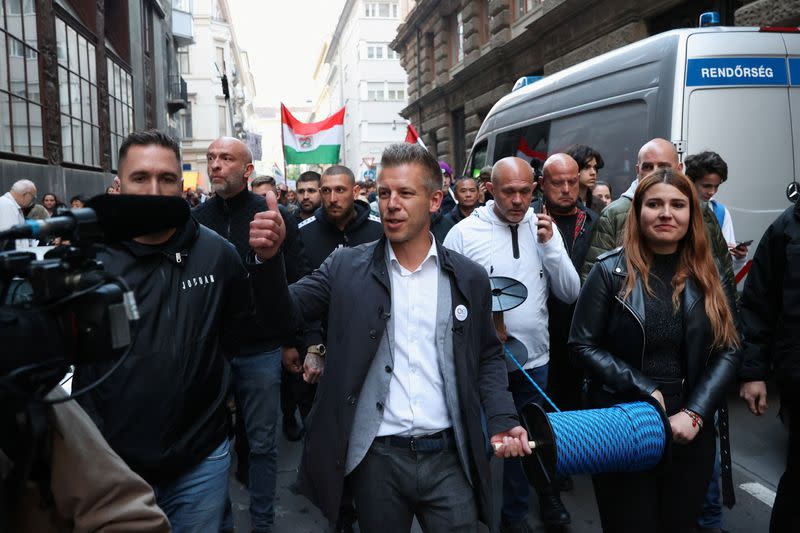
[477,27,767,140]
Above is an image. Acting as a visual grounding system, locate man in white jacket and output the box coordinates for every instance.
[444,156,579,532]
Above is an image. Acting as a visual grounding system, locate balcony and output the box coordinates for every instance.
[172,7,194,46]
[167,75,188,113]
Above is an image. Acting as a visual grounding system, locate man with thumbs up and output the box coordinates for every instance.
[251,143,530,533]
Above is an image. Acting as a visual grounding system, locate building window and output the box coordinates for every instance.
[179,103,193,139]
[386,83,405,101]
[366,44,384,59]
[478,0,490,44]
[107,57,133,171]
[364,1,398,18]
[364,43,401,60]
[367,82,385,101]
[56,17,99,166]
[215,46,225,73]
[0,0,43,157]
[516,0,542,18]
[174,0,192,11]
[451,12,464,65]
[177,46,190,74]
[426,32,435,83]
[218,104,227,135]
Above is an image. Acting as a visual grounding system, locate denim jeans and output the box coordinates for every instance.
[153,438,231,533]
[222,348,282,532]
[698,423,723,529]
[502,364,549,523]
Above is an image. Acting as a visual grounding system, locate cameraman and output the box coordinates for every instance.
[8,389,170,532]
[73,131,291,532]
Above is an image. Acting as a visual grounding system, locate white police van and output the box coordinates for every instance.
[466,25,800,250]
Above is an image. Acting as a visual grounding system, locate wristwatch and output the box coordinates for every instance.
[307,344,327,358]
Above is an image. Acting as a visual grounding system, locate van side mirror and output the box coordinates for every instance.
[788,182,799,204]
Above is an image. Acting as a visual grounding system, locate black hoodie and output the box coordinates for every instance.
[74,218,290,484]
[298,199,383,270]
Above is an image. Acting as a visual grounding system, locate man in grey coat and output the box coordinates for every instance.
[250,143,530,532]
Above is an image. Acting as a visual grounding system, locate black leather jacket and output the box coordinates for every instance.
[568,248,741,422]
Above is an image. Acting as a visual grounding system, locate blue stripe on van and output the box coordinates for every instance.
[790,59,800,85]
[686,58,787,87]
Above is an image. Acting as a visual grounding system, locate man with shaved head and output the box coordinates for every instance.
[0,179,38,249]
[444,156,579,530]
[193,136,310,533]
[580,139,736,299]
[535,154,598,408]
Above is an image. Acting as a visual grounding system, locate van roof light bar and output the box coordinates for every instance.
[699,11,720,27]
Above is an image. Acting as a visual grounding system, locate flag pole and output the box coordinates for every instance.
[280,102,288,184]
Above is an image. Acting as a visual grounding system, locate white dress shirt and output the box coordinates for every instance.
[376,236,452,437]
[0,191,35,249]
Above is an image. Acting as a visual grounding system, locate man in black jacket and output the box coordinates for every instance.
[739,198,800,532]
[74,131,289,533]
[297,165,383,269]
[192,136,310,533]
[286,164,383,423]
[250,143,531,532]
[534,154,598,411]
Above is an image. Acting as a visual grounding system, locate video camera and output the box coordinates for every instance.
[0,193,189,403]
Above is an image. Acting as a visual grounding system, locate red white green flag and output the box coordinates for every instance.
[404,123,426,149]
[282,104,345,164]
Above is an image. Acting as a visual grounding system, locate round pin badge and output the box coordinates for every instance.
[454,304,468,321]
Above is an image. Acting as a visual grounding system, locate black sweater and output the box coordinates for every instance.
[193,189,311,352]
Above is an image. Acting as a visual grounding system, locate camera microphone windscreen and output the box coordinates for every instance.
[85,194,191,242]
[0,194,191,244]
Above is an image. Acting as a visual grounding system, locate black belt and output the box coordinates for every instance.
[374,428,455,453]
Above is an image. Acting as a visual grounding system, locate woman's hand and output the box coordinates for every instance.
[651,389,666,411]
[669,410,701,444]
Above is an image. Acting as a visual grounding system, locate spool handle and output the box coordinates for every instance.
[492,441,537,451]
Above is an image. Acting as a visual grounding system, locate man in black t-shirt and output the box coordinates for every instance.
[534,154,598,410]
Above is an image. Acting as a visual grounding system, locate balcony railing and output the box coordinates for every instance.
[167,75,188,113]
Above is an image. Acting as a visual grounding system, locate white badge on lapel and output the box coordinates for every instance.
[454,304,468,321]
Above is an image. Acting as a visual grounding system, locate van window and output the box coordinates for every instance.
[687,87,793,247]
[467,139,488,177]
[549,102,647,201]
[494,122,549,167]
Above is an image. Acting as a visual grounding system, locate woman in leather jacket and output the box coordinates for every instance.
[568,168,740,532]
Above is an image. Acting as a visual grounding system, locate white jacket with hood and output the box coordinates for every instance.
[443,201,580,370]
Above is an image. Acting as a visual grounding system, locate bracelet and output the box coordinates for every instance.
[681,408,703,430]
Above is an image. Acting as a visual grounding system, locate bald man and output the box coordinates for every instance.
[0,179,38,250]
[192,136,310,533]
[444,156,579,528]
[580,139,736,298]
[534,154,598,413]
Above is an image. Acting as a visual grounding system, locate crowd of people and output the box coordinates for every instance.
[0,129,797,533]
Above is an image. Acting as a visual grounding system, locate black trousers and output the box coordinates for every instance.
[348,439,478,533]
[771,389,799,533]
[279,367,316,421]
[591,385,716,533]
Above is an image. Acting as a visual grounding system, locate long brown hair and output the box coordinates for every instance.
[621,168,739,349]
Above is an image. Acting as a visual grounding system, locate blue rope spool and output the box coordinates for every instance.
[518,399,671,483]
[502,344,670,481]
[548,401,668,475]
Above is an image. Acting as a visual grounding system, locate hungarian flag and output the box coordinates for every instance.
[282,104,344,164]
[516,137,547,163]
[405,123,427,149]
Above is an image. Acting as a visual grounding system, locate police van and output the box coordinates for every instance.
[466,25,800,250]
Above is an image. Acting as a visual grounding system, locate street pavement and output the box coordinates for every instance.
[230,388,787,532]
